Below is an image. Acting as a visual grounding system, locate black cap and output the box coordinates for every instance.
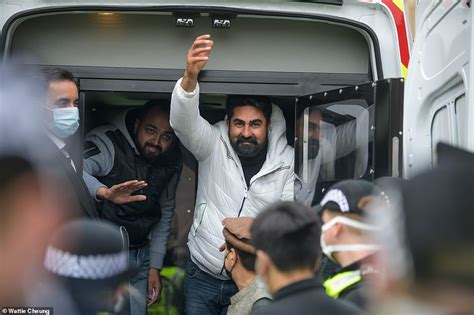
[402,145,474,285]
[44,219,135,312]
[315,179,381,217]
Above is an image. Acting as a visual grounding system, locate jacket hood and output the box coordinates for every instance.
[109,109,139,155]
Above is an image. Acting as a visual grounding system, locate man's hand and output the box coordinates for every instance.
[147,268,162,306]
[181,34,214,93]
[96,180,147,204]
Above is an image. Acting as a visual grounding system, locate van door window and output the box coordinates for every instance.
[295,79,404,207]
[295,84,374,207]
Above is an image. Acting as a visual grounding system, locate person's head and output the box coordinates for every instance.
[370,145,474,313]
[222,217,257,282]
[44,219,133,314]
[225,95,272,158]
[42,68,80,139]
[134,100,175,162]
[316,180,382,266]
[251,201,320,293]
[224,240,257,274]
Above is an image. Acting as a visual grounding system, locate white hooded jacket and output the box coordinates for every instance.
[171,79,294,279]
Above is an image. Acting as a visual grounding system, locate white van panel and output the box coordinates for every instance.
[1,0,405,80]
[403,0,473,178]
[8,13,369,73]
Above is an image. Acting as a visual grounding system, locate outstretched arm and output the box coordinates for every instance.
[181,34,213,92]
[170,35,219,161]
[83,128,147,204]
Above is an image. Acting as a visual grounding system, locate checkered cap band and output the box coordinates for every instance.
[320,189,350,212]
[44,245,128,279]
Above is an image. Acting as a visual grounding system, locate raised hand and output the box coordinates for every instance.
[96,180,147,204]
[181,34,214,92]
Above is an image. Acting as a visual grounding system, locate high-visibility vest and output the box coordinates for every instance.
[323,270,362,299]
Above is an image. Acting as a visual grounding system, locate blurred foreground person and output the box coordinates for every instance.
[250,202,363,315]
[316,180,382,310]
[221,217,272,315]
[0,155,66,307]
[372,144,474,314]
[0,63,69,307]
[43,219,135,314]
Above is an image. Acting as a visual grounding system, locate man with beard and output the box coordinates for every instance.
[170,34,294,315]
[296,108,365,207]
[82,100,182,315]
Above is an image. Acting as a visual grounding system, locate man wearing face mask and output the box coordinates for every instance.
[82,100,182,315]
[250,201,363,315]
[316,179,383,310]
[42,68,98,218]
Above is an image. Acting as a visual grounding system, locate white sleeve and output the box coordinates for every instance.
[170,78,219,162]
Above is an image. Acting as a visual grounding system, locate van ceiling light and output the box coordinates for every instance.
[98,12,115,16]
[210,14,236,29]
[176,18,194,27]
[212,18,231,29]
[174,12,200,28]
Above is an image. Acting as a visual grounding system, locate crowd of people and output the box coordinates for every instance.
[0,35,473,315]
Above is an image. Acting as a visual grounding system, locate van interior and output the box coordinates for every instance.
[5,9,386,267]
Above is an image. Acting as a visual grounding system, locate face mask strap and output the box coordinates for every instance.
[322,215,380,232]
[324,244,380,253]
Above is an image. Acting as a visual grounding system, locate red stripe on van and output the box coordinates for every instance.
[382,0,410,73]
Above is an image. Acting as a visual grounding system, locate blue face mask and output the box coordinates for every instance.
[47,107,80,139]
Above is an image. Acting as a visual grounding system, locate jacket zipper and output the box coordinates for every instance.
[237,189,248,217]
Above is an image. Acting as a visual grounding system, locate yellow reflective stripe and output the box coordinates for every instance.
[323,270,362,298]
[402,63,408,79]
[393,0,405,13]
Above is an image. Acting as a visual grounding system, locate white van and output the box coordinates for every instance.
[1,0,413,268]
[403,0,473,178]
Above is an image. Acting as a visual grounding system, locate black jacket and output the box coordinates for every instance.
[96,128,182,246]
[43,137,98,219]
[325,255,377,310]
[250,278,364,315]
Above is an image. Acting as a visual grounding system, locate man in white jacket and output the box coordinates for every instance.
[170,34,294,315]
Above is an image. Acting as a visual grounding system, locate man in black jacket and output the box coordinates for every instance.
[83,100,182,315]
[250,201,363,315]
[42,68,98,219]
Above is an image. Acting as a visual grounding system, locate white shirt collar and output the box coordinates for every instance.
[47,131,66,150]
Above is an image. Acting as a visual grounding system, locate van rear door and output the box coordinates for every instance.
[294,78,404,206]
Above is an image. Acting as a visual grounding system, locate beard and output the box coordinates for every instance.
[308,139,320,160]
[230,134,267,158]
[138,143,163,162]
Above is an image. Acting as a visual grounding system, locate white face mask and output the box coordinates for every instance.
[320,216,380,262]
[46,107,80,139]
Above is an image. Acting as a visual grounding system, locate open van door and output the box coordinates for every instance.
[403,0,473,178]
[294,78,404,206]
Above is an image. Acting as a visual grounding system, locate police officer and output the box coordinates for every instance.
[316,179,383,310]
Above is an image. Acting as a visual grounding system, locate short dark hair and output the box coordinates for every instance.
[226,240,257,272]
[138,99,171,121]
[225,95,272,122]
[42,68,77,87]
[251,201,321,272]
